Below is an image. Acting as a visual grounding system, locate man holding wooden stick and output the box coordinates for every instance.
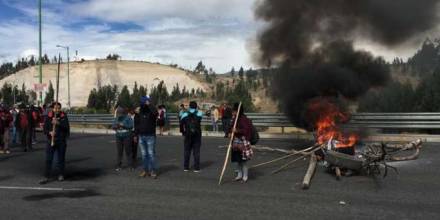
[39,102,70,184]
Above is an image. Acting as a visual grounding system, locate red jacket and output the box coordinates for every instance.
[231,114,252,141]
[0,110,13,132]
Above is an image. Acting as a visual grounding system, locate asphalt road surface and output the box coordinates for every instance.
[0,134,439,220]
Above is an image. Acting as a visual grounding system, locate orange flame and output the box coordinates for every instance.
[308,99,357,148]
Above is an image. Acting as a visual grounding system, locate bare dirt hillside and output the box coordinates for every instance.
[0,60,206,107]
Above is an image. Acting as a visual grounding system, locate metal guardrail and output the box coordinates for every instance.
[68,112,440,132]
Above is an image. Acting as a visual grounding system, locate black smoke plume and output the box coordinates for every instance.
[255,0,440,129]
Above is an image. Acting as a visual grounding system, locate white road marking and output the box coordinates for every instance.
[0,186,87,191]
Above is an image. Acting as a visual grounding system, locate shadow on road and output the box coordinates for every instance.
[158,164,179,175]
[65,168,106,181]
[0,153,28,163]
[0,175,13,182]
[66,157,93,164]
[200,161,215,169]
[22,189,101,201]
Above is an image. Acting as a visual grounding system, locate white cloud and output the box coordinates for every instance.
[0,0,260,72]
[2,0,425,74]
[69,0,256,24]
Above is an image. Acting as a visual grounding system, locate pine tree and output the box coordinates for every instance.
[139,85,147,97]
[194,61,206,74]
[238,67,244,79]
[230,67,235,77]
[131,82,140,107]
[44,81,54,105]
[18,83,28,105]
[118,85,132,108]
[87,88,98,108]
[1,83,13,106]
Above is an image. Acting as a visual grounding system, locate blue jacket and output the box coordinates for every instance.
[180,108,203,120]
[112,115,134,138]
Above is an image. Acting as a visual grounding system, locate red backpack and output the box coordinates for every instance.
[19,113,29,129]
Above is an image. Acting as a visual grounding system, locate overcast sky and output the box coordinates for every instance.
[0,0,429,73]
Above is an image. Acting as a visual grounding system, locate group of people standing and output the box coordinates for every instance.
[111,97,255,182]
[207,103,233,137]
[0,104,45,154]
[0,98,256,185]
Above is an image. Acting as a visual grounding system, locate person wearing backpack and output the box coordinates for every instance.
[230,103,254,183]
[112,107,134,171]
[134,96,159,179]
[180,101,203,172]
[15,104,33,152]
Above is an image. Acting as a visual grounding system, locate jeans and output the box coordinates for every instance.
[11,126,17,144]
[211,119,218,132]
[45,140,66,178]
[184,135,201,170]
[139,135,156,173]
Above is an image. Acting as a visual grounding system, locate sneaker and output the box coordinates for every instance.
[5,150,10,154]
[139,171,148,178]
[241,176,248,183]
[193,169,201,173]
[0,150,4,154]
[234,176,242,181]
[32,141,37,145]
[115,167,122,172]
[39,178,49,185]
[184,169,189,172]
[150,172,158,179]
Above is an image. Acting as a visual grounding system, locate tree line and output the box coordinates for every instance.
[358,67,440,112]
[85,81,207,113]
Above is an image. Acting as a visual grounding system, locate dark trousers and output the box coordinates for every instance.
[32,127,37,142]
[184,135,201,170]
[45,141,66,178]
[132,136,138,167]
[20,128,32,151]
[116,136,134,168]
[222,118,231,136]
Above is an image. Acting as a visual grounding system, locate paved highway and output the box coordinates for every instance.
[0,134,439,219]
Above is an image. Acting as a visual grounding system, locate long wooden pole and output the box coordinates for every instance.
[51,53,61,147]
[218,102,241,185]
[302,154,317,189]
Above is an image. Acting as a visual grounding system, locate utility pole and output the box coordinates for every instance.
[38,0,43,105]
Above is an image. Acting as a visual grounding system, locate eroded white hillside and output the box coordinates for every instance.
[0,60,206,107]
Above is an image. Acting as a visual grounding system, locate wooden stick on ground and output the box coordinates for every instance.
[218,102,241,185]
[302,154,317,190]
[271,154,308,174]
[250,145,316,169]
[335,167,341,180]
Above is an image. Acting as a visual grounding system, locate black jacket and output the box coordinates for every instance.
[134,105,158,136]
[43,111,70,142]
